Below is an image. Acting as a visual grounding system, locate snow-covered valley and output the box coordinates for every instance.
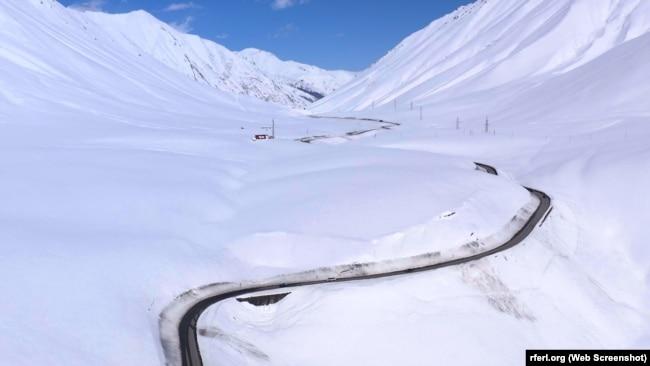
[82,7,355,109]
[1,0,649,365]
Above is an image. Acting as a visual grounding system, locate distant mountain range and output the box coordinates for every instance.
[84,10,355,109]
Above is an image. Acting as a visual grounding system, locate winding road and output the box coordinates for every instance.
[160,117,552,366]
[296,116,400,143]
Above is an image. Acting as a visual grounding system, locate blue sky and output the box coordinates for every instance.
[59,0,474,71]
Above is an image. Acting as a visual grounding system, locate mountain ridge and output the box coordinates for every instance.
[311,0,650,116]
[81,8,354,109]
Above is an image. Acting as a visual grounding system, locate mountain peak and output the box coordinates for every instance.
[313,0,650,113]
[77,9,353,108]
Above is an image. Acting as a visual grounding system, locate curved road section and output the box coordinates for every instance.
[159,124,552,366]
[297,116,400,143]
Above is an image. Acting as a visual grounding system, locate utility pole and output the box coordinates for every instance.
[263,119,275,139]
[419,106,423,121]
[410,102,413,111]
[484,116,489,134]
[456,117,460,130]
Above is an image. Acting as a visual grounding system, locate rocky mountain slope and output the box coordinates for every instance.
[83,10,354,109]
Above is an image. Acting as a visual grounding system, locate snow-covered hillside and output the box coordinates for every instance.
[312,0,650,115]
[0,1,535,365]
[82,10,353,109]
[289,1,650,365]
[239,48,355,102]
[2,0,649,365]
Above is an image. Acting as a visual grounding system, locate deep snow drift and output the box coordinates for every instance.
[269,0,650,365]
[0,1,533,365]
[1,0,649,365]
[198,0,650,365]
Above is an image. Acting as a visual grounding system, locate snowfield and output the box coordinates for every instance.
[1,0,649,365]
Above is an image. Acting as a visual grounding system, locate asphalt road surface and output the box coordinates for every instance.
[170,120,552,366]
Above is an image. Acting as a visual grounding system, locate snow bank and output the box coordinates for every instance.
[161,191,538,366]
[0,1,532,365]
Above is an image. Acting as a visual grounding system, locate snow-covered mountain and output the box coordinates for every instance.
[2,0,650,365]
[238,48,355,102]
[82,10,353,109]
[312,0,650,117]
